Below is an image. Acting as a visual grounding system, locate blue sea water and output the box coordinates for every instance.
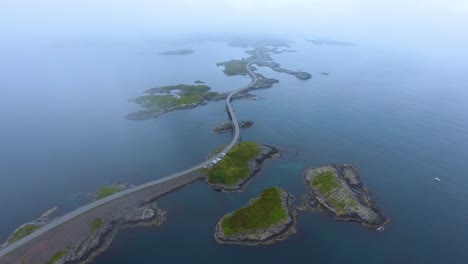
[1,37,468,263]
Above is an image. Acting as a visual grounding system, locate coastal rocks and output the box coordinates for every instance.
[213,121,254,133]
[246,145,281,179]
[63,203,166,264]
[214,188,296,245]
[2,207,58,246]
[125,102,204,120]
[126,82,256,120]
[202,92,256,101]
[250,73,279,90]
[294,72,312,80]
[255,61,311,80]
[301,164,388,228]
[206,144,280,192]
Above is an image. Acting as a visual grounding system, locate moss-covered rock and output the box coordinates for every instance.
[302,164,389,228]
[215,187,296,245]
[201,142,280,192]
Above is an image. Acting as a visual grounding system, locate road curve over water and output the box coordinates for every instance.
[0,60,258,259]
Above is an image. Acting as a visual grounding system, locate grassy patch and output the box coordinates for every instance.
[90,218,104,235]
[218,60,249,76]
[151,84,210,95]
[311,170,339,196]
[7,224,41,243]
[47,249,69,264]
[204,142,260,186]
[135,84,214,112]
[221,187,287,236]
[203,91,222,100]
[96,186,120,200]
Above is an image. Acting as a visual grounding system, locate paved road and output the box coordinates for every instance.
[0,60,258,259]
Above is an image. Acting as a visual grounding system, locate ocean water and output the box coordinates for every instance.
[1,37,468,263]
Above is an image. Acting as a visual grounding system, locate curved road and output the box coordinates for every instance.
[0,60,258,258]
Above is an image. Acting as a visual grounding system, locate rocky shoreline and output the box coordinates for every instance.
[214,189,296,245]
[255,61,311,80]
[207,144,281,192]
[127,46,310,121]
[2,207,58,248]
[300,164,389,228]
[126,92,255,120]
[213,120,254,133]
[57,203,166,264]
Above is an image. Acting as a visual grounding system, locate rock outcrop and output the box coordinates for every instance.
[213,121,254,133]
[301,164,389,228]
[214,188,296,245]
[63,203,166,264]
[207,144,280,192]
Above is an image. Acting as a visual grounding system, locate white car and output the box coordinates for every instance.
[221,152,226,157]
[212,160,218,164]
[216,157,222,162]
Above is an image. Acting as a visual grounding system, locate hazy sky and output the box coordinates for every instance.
[1,0,468,51]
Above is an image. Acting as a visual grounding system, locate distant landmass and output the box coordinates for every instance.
[306,39,356,46]
[158,49,194,55]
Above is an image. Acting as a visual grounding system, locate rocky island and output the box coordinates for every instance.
[47,202,166,264]
[158,49,194,55]
[127,46,311,120]
[215,187,296,245]
[201,142,280,192]
[301,164,388,228]
[216,59,249,76]
[125,84,221,120]
[126,84,258,120]
[255,60,311,80]
[217,47,311,82]
[213,120,253,133]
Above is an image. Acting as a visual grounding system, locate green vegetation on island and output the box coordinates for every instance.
[215,187,296,245]
[7,224,41,243]
[203,142,260,187]
[311,170,340,196]
[302,164,388,227]
[221,187,287,236]
[216,59,249,76]
[47,249,69,264]
[202,91,222,100]
[96,186,120,200]
[127,84,221,120]
[90,218,105,235]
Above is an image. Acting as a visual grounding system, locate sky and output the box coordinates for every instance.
[1,0,468,53]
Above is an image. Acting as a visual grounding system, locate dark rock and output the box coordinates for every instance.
[213,121,254,133]
[64,203,166,264]
[302,164,389,228]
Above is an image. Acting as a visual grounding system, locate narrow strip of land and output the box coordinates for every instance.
[0,61,258,261]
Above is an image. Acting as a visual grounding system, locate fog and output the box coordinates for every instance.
[1,0,468,57]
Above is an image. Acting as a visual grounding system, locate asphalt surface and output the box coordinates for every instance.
[0,59,258,259]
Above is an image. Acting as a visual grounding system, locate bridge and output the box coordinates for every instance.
[0,60,258,261]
